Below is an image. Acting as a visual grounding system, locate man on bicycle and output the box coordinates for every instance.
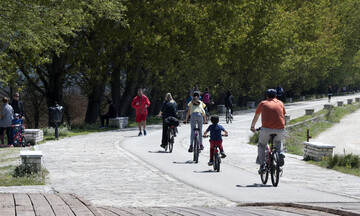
[250,89,286,174]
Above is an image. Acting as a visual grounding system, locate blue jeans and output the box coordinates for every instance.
[190,112,203,147]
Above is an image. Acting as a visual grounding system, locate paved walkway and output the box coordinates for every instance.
[312,108,360,155]
[1,94,360,215]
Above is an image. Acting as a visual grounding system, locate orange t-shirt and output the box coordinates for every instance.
[255,98,286,129]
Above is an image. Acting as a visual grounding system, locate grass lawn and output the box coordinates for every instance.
[0,146,48,186]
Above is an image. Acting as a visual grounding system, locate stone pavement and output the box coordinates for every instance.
[1,94,360,215]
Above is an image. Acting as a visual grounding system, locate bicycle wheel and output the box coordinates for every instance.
[260,167,269,184]
[193,137,199,163]
[214,155,220,172]
[270,152,280,187]
[20,136,27,147]
[169,133,174,153]
[230,113,233,123]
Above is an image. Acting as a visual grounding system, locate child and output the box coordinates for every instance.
[203,115,228,166]
[12,113,23,126]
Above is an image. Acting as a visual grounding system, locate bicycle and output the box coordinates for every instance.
[225,108,232,124]
[164,125,177,153]
[183,120,203,163]
[12,124,27,147]
[204,134,227,172]
[256,128,282,187]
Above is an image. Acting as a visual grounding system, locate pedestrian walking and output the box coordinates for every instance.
[328,85,333,102]
[276,84,284,102]
[9,93,25,117]
[100,100,118,128]
[131,88,151,136]
[0,97,14,146]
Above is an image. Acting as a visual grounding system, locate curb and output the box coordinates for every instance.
[238,202,360,216]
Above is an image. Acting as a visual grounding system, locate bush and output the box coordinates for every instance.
[13,164,38,177]
[43,125,71,137]
[326,154,360,169]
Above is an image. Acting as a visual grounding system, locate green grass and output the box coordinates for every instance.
[0,166,48,186]
[0,146,48,186]
[308,154,360,177]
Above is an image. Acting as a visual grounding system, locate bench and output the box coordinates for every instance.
[323,104,334,110]
[303,141,335,161]
[24,129,43,145]
[347,99,353,104]
[20,151,42,172]
[286,97,292,103]
[337,101,343,106]
[356,98,360,102]
[305,109,314,115]
[246,101,255,109]
[109,117,128,128]
[285,115,290,125]
[299,96,306,101]
[217,105,226,113]
[177,110,187,120]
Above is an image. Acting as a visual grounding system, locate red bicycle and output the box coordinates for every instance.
[12,124,27,147]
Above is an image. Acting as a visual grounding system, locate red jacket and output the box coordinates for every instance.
[131,94,150,115]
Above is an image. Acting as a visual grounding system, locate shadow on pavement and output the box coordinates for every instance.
[236,183,272,188]
[173,160,196,164]
[148,150,170,153]
[193,170,218,173]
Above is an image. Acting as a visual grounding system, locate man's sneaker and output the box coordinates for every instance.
[208,159,213,166]
[220,151,227,158]
[200,144,204,150]
[143,130,147,136]
[279,153,285,166]
[160,144,166,149]
[188,145,193,152]
[138,132,142,136]
[258,164,266,175]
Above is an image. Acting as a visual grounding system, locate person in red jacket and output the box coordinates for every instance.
[131,88,151,136]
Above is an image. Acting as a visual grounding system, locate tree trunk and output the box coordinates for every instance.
[119,74,137,117]
[111,68,121,116]
[84,84,105,124]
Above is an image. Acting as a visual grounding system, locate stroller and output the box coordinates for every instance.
[12,113,27,147]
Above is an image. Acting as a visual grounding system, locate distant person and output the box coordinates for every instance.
[328,85,333,102]
[202,87,213,113]
[131,88,151,136]
[190,84,200,97]
[276,84,284,101]
[9,93,25,118]
[250,89,286,175]
[0,97,14,146]
[225,91,236,117]
[185,91,193,111]
[203,115,228,166]
[100,100,118,128]
[157,93,178,149]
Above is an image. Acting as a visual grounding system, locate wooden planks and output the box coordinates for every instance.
[14,193,35,216]
[0,193,15,216]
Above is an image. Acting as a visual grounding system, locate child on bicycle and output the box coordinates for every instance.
[203,115,228,166]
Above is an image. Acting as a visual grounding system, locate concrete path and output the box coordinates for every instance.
[312,108,360,155]
[1,93,360,215]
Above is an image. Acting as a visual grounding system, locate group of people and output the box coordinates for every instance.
[0,93,25,146]
[105,86,286,172]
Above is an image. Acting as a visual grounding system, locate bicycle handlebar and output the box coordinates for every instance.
[203,134,228,138]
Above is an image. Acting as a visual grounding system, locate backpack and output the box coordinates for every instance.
[202,92,210,104]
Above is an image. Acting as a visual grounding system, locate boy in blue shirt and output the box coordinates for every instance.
[203,115,228,166]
